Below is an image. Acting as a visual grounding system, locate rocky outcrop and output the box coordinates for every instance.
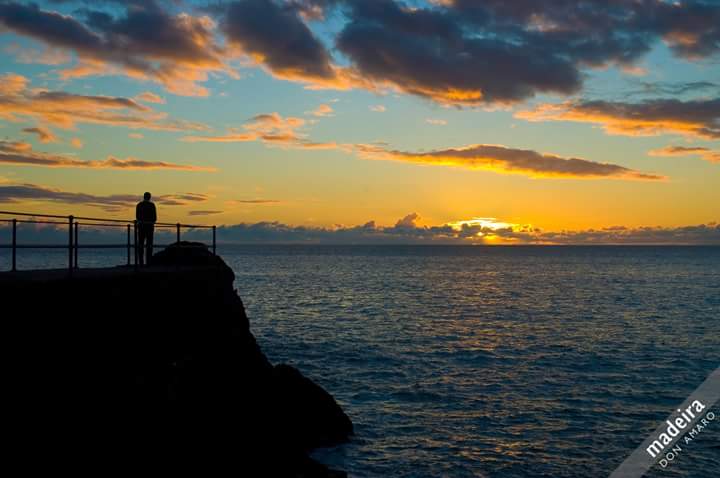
[3,242,352,476]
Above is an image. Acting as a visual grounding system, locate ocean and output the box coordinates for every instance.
[4,245,719,477]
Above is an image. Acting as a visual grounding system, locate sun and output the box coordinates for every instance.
[447,217,516,232]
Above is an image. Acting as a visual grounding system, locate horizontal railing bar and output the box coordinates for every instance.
[1,219,69,226]
[0,244,121,249]
[0,243,207,249]
[72,215,132,224]
[73,215,213,228]
[0,220,214,229]
[0,210,69,219]
[152,223,214,229]
[1,211,214,229]
[75,222,131,227]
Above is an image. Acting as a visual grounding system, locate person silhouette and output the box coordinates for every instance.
[136,192,157,266]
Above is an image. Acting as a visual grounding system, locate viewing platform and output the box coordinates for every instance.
[0,210,217,272]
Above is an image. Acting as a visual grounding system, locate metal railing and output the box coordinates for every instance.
[0,210,217,273]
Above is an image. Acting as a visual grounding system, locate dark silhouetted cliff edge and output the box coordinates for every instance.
[3,242,352,476]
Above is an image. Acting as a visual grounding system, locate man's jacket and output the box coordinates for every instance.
[136,201,157,225]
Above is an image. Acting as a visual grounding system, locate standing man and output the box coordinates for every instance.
[136,192,157,266]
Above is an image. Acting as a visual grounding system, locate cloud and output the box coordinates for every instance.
[180,130,257,143]
[128,133,144,139]
[4,42,71,65]
[22,125,58,143]
[182,112,302,143]
[0,73,208,132]
[426,118,447,125]
[221,0,353,89]
[0,182,210,212]
[227,199,281,205]
[3,1,719,106]
[500,224,720,245]
[628,81,720,98]
[91,158,215,171]
[309,0,720,105]
[3,206,717,245]
[517,98,720,139]
[354,143,664,180]
[181,107,663,180]
[335,3,581,105]
[182,111,338,150]
[70,137,84,149]
[369,105,386,112]
[395,212,420,228]
[0,1,233,96]
[0,73,28,96]
[0,140,215,171]
[136,91,165,104]
[199,214,720,245]
[649,146,720,164]
[0,183,136,211]
[308,103,333,117]
[161,192,210,205]
[188,210,223,216]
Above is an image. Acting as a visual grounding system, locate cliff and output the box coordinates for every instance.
[3,242,352,476]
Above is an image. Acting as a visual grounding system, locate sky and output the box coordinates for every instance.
[0,0,718,244]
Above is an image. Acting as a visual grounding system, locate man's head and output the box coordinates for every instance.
[143,192,151,201]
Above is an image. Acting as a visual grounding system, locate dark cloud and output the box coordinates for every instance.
[0,182,209,211]
[3,1,719,104]
[0,1,101,50]
[203,217,720,245]
[221,0,339,84]
[517,98,720,139]
[2,209,718,245]
[306,0,720,105]
[334,0,587,104]
[355,143,664,180]
[508,224,720,245]
[649,145,720,164]
[230,199,281,204]
[189,210,223,216]
[634,81,720,97]
[445,0,720,60]
[163,192,209,203]
[0,140,215,171]
[646,0,720,59]
[0,1,229,95]
[0,183,139,210]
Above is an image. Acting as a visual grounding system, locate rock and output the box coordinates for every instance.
[272,364,355,449]
[151,241,226,268]
[2,245,352,477]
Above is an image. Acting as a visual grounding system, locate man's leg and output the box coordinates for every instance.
[138,228,146,266]
[146,227,154,265]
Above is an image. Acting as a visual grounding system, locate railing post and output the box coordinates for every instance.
[212,225,216,255]
[133,220,138,270]
[68,215,74,275]
[176,223,181,243]
[74,222,79,269]
[11,218,17,272]
[127,224,131,266]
